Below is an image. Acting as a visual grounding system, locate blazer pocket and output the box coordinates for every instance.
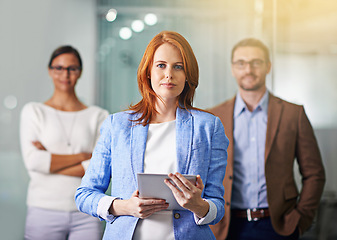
[284,186,299,200]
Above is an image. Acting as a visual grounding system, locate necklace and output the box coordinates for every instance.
[54,109,77,147]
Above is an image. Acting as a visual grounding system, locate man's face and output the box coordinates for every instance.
[231,46,271,92]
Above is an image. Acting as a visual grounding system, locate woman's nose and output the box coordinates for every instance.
[165,69,172,79]
[61,68,71,77]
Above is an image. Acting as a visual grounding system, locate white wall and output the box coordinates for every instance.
[0,1,97,239]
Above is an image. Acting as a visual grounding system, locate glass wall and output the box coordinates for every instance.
[97,0,264,112]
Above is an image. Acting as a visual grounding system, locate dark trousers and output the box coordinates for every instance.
[227,216,299,240]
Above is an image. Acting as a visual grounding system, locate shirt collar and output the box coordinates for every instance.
[234,92,247,118]
[234,90,269,118]
[259,90,269,114]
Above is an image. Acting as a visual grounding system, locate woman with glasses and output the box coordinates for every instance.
[20,45,109,240]
[75,31,229,239]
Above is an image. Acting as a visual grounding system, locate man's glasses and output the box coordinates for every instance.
[49,66,81,75]
[232,59,265,69]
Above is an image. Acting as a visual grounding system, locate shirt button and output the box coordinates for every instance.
[174,213,180,219]
[229,175,233,180]
[226,202,230,206]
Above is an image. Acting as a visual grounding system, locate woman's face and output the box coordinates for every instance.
[48,53,82,92]
[149,43,186,104]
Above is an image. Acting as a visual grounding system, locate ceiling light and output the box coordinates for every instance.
[119,27,132,40]
[144,13,157,26]
[106,9,117,22]
[131,20,145,33]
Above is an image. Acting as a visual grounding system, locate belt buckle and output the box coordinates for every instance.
[246,209,252,221]
[246,208,259,221]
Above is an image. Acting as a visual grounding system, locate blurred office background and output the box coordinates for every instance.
[1,0,336,239]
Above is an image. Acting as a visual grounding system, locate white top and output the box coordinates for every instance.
[20,102,109,211]
[143,120,177,174]
[133,120,177,240]
[97,120,217,239]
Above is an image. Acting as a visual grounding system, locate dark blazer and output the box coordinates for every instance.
[209,93,325,239]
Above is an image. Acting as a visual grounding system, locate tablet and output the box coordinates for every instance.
[137,173,197,210]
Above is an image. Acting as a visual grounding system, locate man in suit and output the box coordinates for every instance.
[209,38,325,240]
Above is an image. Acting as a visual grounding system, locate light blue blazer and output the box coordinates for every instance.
[75,107,229,240]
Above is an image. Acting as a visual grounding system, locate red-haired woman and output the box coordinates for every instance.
[75,31,229,240]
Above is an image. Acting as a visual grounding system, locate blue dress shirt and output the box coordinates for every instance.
[231,91,269,210]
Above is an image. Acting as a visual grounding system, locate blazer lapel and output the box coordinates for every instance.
[176,107,193,174]
[265,94,283,162]
[130,117,148,181]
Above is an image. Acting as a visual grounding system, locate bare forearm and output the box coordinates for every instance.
[50,153,91,173]
[191,199,210,219]
[55,163,85,177]
[109,199,129,216]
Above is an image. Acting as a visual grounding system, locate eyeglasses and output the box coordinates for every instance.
[49,66,81,75]
[232,59,265,69]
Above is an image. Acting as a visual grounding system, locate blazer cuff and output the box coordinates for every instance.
[194,199,217,225]
[97,196,119,223]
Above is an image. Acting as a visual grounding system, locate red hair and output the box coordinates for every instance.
[129,31,201,125]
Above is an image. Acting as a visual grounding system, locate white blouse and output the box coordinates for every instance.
[133,120,177,240]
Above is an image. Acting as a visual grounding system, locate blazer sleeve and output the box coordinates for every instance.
[204,116,229,225]
[296,106,325,230]
[75,115,114,218]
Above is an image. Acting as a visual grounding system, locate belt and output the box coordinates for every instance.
[231,208,270,221]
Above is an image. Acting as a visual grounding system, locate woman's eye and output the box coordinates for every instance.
[174,65,184,70]
[157,64,165,68]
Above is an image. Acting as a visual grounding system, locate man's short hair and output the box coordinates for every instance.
[231,38,270,63]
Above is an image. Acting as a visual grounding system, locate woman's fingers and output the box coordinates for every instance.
[164,177,184,198]
[195,175,204,190]
[167,172,198,192]
[129,192,168,219]
[132,190,139,198]
[136,200,169,219]
[138,199,168,211]
[140,198,167,207]
[32,140,46,150]
[137,204,168,219]
[165,173,205,211]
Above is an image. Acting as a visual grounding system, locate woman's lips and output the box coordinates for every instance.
[59,80,71,84]
[161,83,175,88]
